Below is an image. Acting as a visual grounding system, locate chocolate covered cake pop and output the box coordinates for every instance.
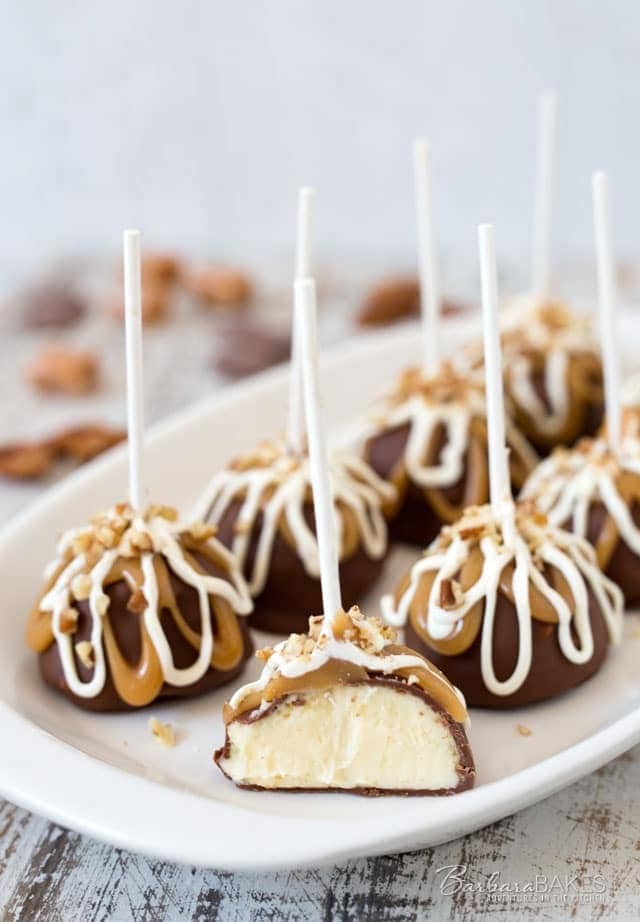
[216,272,475,795]
[357,361,537,547]
[462,297,603,455]
[382,222,622,709]
[383,499,622,708]
[193,439,395,634]
[216,605,474,794]
[522,171,640,605]
[26,502,253,711]
[521,437,640,606]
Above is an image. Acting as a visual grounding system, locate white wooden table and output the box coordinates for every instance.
[1,265,639,920]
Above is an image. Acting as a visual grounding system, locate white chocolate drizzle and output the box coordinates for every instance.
[228,605,467,720]
[381,500,623,697]
[459,297,600,437]
[193,440,395,595]
[352,364,537,487]
[521,437,640,554]
[38,505,252,699]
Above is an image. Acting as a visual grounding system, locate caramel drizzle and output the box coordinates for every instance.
[521,437,640,571]
[462,297,602,445]
[26,509,252,703]
[381,500,623,697]
[226,607,468,725]
[193,441,395,595]
[357,364,537,520]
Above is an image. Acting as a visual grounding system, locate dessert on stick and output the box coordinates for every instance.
[465,93,603,454]
[215,273,475,795]
[522,173,640,605]
[359,141,537,547]
[26,231,253,711]
[194,190,394,634]
[382,224,623,708]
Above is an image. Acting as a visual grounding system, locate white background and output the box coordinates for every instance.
[0,1,638,285]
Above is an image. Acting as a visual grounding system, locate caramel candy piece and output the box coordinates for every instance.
[27,345,99,395]
[187,266,253,307]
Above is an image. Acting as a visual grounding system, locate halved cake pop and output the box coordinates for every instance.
[356,142,537,547]
[522,174,640,605]
[194,190,394,633]
[215,273,475,794]
[26,232,253,711]
[382,224,622,709]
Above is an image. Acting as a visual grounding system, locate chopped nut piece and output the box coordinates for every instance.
[59,608,79,634]
[70,574,92,601]
[149,717,176,748]
[27,345,99,395]
[0,442,55,480]
[127,589,148,615]
[189,522,216,542]
[148,504,178,522]
[109,285,170,325]
[72,531,94,555]
[129,529,153,551]
[96,526,116,548]
[186,266,253,307]
[53,425,125,463]
[75,640,95,669]
[141,253,181,286]
[517,724,533,737]
[256,646,274,662]
[357,276,466,327]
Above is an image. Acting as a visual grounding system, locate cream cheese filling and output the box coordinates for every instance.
[219,684,462,791]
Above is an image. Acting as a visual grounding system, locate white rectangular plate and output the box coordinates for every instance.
[1,318,640,871]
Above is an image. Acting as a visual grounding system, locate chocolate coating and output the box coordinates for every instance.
[514,367,603,457]
[215,676,475,795]
[406,588,610,709]
[586,500,640,608]
[38,553,252,712]
[216,501,387,635]
[366,422,528,548]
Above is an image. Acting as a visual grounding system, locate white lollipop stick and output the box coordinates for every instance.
[123,229,145,511]
[479,224,510,509]
[531,91,557,300]
[413,139,440,374]
[296,276,342,624]
[593,172,621,452]
[286,187,315,453]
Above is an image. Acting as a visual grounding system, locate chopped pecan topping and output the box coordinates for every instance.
[148,717,176,748]
[74,640,95,669]
[127,589,148,615]
[59,608,79,634]
[27,345,99,395]
[186,266,253,307]
[0,442,54,480]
